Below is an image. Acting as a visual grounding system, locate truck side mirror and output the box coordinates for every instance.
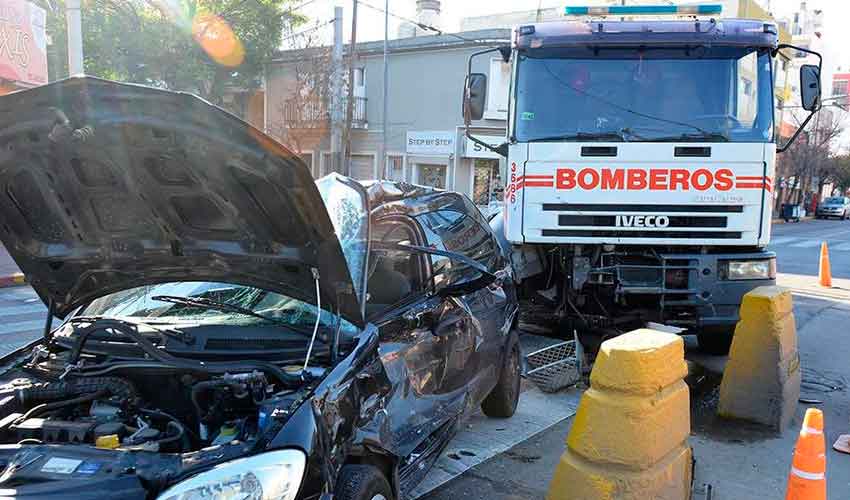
[800,64,821,112]
[463,73,487,122]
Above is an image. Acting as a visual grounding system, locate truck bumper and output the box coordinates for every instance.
[677,251,776,330]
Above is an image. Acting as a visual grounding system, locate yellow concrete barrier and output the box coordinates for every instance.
[718,286,800,431]
[547,329,693,500]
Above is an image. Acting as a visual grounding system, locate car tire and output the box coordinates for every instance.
[335,464,394,500]
[481,336,521,418]
[697,327,734,355]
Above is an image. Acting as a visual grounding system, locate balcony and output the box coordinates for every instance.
[279,96,367,130]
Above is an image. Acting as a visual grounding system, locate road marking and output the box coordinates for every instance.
[0,304,46,317]
[411,385,581,499]
[769,237,799,245]
[0,320,44,336]
[789,240,823,248]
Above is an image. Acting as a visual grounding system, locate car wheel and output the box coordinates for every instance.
[697,327,734,355]
[481,337,521,418]
[335,464,393,500]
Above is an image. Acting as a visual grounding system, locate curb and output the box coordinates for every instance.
[772,216,814,225]
[0,273,26,288]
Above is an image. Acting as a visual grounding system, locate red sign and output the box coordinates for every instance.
[0,0,47,86]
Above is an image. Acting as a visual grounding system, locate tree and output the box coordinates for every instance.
[265,20,334,157]
[44,0,304,106]
[778,109,845,207]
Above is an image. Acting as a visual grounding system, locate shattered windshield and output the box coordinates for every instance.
[82,281,358,335]
[316,175,369,303]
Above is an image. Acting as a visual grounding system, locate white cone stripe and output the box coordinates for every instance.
[803,427,823,435]
[790,467,825,481]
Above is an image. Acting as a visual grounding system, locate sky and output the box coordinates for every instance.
[296,0,850,76]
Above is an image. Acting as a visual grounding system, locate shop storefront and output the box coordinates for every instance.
[462,133,505,215]
[406,130,455,190]
[0,0,48,94]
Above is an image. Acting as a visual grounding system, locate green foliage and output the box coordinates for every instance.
[45,0,304,103]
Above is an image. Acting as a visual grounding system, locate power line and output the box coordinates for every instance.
[286,0,319,12]
[355,0,508,44]
[280,18,335,44]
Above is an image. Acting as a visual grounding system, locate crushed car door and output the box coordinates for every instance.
[413,199,507,406]
[366,217,469,460]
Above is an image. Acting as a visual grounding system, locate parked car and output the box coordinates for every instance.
[816,196,850,219]
[0,77,520,500]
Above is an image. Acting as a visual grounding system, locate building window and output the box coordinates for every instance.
[832,80,846,97]
[386,156,404,181]
[417,164,446,189]
[485,57,511,120]
[472,159,502,207]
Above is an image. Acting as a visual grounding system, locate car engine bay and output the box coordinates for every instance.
[0,317,328,455]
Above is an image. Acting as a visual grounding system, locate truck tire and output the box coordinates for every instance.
[335,464,393,500]
[481,336,521,418]
[697,327,734,355]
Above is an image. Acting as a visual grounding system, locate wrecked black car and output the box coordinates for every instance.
[0,77,520,499]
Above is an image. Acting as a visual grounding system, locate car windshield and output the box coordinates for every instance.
[316,175,369,304]
[824,197,845,204]
[82,281,358,335]
[514,48,774,143]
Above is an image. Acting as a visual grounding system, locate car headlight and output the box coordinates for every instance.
[719,258,776,280]
[157,449,306,500]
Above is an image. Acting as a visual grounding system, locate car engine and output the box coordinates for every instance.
[0,347,318,454]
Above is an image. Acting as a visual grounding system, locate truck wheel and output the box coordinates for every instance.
[335,464,393,500]
[481,336,521,418]
[697,327,734,355]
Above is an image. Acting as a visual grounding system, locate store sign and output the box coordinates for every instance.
[465,135,504,159]
[0,0,47,86]
[406,131,454,156]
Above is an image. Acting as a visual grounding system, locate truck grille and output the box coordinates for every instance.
[541,229,742,239]
[542,203,743,240]
[542,203,743,213]
[558,215,727,228]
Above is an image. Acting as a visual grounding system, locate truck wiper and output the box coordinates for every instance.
[640,132,730,143]
[151,295,286,325]
[527,131,629,143]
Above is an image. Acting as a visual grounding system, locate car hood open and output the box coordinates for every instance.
[0,77,364,326]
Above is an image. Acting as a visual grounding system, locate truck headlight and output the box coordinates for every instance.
[157,449,306,500]
[719,258,776,280]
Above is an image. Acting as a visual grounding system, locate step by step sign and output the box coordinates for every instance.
[0,0,48,86]
[465,135,504,159]
[407,131,454,156]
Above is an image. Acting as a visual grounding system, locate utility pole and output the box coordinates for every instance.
[330,6,344,175]
[66,0,84,75]
[380,0,389,179]
[343,0,358,176]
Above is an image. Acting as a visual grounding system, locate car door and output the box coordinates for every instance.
[412,194,510,407]
[366,216,471,457]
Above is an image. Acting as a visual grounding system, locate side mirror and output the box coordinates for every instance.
[437,271,497,297]
[800,64,821,112]
[463,73,487,122]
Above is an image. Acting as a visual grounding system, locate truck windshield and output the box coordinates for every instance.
[514,48,774,143]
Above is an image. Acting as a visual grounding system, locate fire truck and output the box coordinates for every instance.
[462,4,822,353]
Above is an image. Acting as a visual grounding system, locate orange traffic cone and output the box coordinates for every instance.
[786,408,826,500]
[819,242,832,288]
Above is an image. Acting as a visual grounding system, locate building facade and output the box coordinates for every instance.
[265,28,512,212]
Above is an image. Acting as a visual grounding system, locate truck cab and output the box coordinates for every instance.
[463,6,822,353]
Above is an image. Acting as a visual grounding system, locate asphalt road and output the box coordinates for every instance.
[770,217,850,279]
